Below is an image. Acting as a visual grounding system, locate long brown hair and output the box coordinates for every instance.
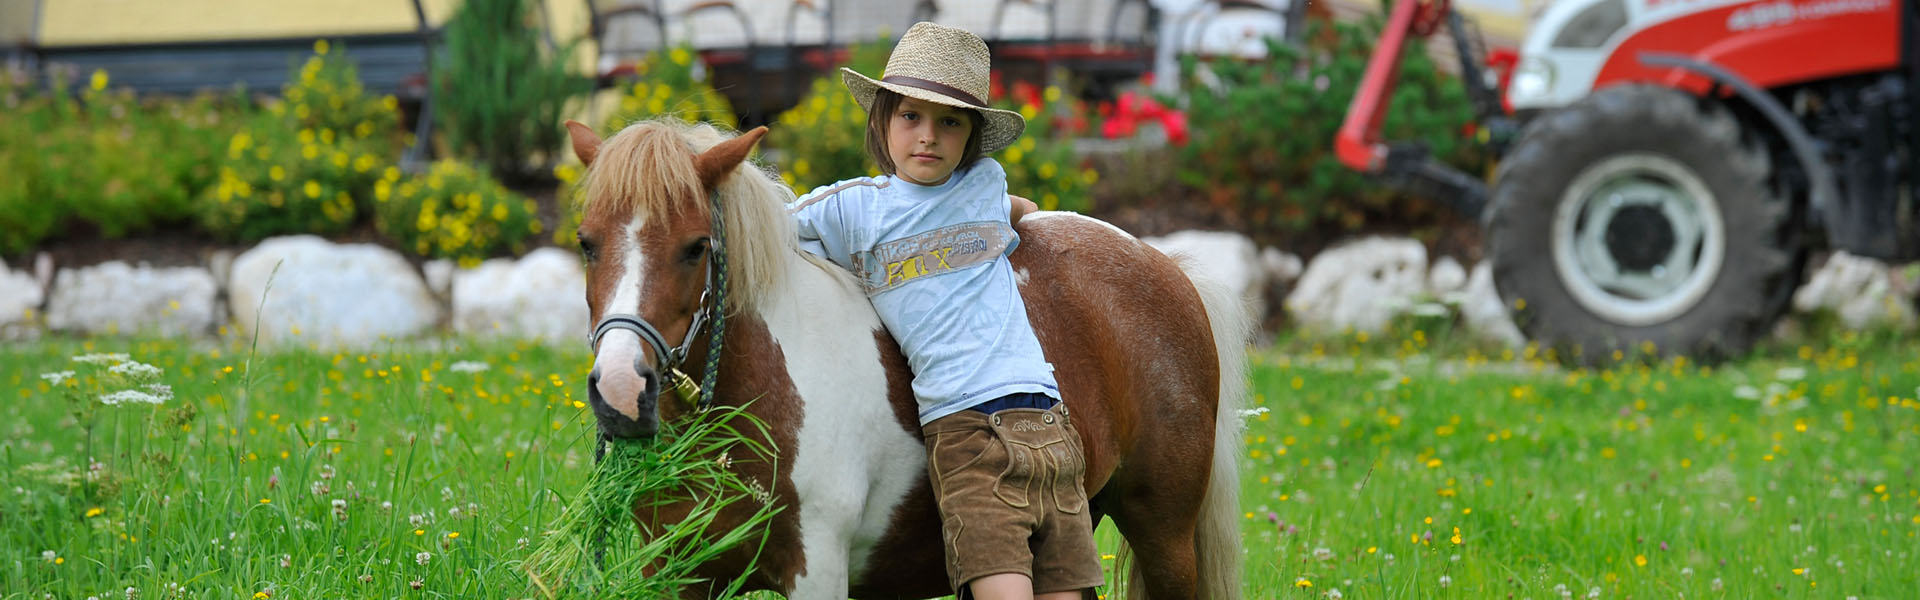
[863,89,985,177]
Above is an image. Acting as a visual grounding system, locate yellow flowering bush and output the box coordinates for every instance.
[375,160,542,263]
[550,45,736,248]
[992,82,1097,213]
[765,37,890,192]
[197,41,401,241]
[601,44,736,131]
[551,163,586,247]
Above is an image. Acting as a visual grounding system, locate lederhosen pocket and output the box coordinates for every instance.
[990,408,1085,514]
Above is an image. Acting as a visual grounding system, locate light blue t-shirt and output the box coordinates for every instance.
[789,158,1059,424]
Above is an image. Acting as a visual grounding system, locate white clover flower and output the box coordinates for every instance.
[41,550,55,561]
[1311,547,1332,561]
[40,371,75,385]
[415,551,432,566]
[1326,589,1343,600]
[1438,575,1451,588]
[71,353,130,364]
[409,514,426,527]
[448,361,490,373]
[98,390,166,405]
[108,361,163,379]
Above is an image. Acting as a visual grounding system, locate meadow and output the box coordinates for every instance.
[2,328,1916,599]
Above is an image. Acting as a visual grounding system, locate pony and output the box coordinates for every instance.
[565,117,1250,600]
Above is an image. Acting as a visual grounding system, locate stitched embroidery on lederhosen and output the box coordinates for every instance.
[850,221,1014,296]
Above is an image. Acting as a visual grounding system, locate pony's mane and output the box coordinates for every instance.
[580,119,806,313]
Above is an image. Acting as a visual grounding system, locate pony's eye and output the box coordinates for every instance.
[578,237,597,262]
[681,238,710,265]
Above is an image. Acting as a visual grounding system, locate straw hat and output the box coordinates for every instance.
[842,22,1026,155]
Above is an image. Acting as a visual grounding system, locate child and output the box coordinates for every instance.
[786,21,1103,600]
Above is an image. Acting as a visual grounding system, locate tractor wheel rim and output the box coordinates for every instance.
[1550,153,1726,327]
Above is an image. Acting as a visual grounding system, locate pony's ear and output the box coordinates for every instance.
[694,126,769,190]
[565,120,600,167]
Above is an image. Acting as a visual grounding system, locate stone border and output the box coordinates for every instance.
[4,233,1913,349]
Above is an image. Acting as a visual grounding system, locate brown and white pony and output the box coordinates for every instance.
[566,118,1249,600]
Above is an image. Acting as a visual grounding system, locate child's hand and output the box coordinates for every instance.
[1009,194,1038,225]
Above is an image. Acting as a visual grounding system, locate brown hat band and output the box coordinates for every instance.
[881,75,986,108]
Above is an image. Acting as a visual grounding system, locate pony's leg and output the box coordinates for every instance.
[1110,507,1201,600]
[787,533,851,600]
[1105,446,1211,600]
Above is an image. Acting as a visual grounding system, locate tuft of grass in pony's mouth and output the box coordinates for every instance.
[523,402,781,599]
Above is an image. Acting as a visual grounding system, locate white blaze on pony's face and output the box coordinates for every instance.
[566,120,768,439]
[586,214,655,424]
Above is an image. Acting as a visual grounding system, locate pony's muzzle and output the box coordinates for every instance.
[588,365,660,439]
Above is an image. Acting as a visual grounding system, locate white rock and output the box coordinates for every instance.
[46,262,220,337]
[207,250,236,288]
[34,252,53,292]
[1144,230,1269,317]
[1791,252,1916,330]
[1430,256,1467,295]
[1449,262,1526,348]
[1261,247,1303,285]
[1285,237,1428,333]
[451,248,588,346]
[0,257,44,339]
[229,235,443,348]
[423,259,456,301]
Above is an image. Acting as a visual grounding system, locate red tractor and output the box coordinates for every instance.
[1338,0,1917,361]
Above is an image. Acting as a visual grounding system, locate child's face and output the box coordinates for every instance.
[886,96,974,186]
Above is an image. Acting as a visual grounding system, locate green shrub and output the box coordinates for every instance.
[197,41,400,242]
[1175,14,1484,233]
[375,160,542,264]
[0,68,237,254]
[436,0,591,182]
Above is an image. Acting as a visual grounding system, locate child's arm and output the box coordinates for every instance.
[791,188,855,270]
[1008,194,1038,225]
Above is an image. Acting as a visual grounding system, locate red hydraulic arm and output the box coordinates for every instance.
[1335,0,1456,173]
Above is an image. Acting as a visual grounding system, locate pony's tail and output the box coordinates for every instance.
[1135,257,1250,600]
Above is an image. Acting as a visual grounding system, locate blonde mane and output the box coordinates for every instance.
[579,119,804,314]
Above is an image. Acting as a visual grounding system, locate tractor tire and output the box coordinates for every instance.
[1486,84,1802,364]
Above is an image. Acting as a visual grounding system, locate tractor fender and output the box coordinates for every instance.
[1636,52,1836,229]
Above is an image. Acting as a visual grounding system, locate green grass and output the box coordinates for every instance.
[1241,329,1920,598]
[3,332,1917,598]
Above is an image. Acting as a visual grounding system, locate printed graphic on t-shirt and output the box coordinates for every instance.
[850,221,1013,295]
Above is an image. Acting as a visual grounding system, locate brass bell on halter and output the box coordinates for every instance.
[667,368,702,406]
